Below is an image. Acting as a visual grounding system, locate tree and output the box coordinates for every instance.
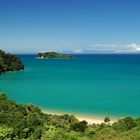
[70,120,88,132]
[104,117,110,123]
[112,117,136,132]
[0,125,13,139]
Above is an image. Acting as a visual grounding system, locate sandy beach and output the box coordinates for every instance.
[42,109,116,124]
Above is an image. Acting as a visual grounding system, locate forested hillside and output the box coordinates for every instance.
[0,50,24,74]
[0,93,140,140]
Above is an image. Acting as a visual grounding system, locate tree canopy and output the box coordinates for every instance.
[0,93,140,140]
[0,50,24,74]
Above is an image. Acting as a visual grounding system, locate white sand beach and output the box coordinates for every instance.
[42,109,116,124]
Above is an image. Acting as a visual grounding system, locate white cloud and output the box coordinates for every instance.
[57,50,64,53]
[113,44,140,53]
[39,44,140,54]
[95,44,117,47]
[72,49,83,53]
[127,44,140,51]
[89,43,140,53]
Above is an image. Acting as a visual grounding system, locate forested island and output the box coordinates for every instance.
[36,52,75,59]
[0,50,24,74]
[0,93,140,140]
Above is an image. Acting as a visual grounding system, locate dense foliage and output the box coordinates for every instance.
[0,93,140,140]
[0,50,24,74]
[37,52,75,59]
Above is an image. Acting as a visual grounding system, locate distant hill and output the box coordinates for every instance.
[36,52,75,59]
[0,50,24,74]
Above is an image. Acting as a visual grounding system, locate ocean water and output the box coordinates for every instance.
[0,54,140,118]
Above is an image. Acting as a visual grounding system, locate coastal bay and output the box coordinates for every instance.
[1,54,140,119]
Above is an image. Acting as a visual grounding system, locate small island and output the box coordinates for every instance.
[0,50,24,74]
[36,52,75,59]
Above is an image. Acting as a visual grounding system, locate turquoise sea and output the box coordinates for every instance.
[0,54,140,118]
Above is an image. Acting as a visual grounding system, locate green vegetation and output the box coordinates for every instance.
[0,93,140,140]
[37,52,75,59]
[104,116,110,123]
[0,50,24,74]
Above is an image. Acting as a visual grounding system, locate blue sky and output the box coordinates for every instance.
[0,0,140,53]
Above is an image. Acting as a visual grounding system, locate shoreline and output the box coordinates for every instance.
[42,109,117,124]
